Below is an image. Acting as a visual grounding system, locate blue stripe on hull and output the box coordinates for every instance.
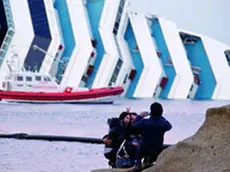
[28,0,51,38]
[25,0,51,71]
[25,37,50,71]
[125,21,144,98]
[151,19,175,99]
[185,40,216,99]
[54,0,75,82]
[85,0,105,87]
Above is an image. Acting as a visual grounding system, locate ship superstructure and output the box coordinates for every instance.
[0,0,229,100]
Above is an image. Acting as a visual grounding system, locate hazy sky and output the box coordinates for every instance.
[131,0,230,46]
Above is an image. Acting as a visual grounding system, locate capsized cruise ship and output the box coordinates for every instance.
[0,0,230,100]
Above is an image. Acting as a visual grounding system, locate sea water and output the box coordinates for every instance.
[0,98,229,172]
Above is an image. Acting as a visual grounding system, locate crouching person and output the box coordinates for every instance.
[132,102,172,172]
[103,112,132,168]
[103,117,123,167]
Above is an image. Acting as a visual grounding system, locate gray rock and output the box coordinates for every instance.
[146,104,230,172]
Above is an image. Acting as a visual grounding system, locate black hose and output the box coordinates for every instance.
[0,133,103,144]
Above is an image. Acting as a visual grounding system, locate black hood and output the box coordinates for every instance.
[107,117,121,128]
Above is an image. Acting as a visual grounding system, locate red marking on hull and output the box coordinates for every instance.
[0,87,124,101]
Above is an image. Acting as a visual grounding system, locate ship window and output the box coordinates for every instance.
[5,36,11,44]
[2,43,9,51]
[113,28,118,35]
[123,74,128,84]
[116,13,121,22]
[17,76,23,81]
[118,6,123,13]
[8,30,14,36]
[120,0,125,6]
[35,76,41,81]
[109,58,123,86]
[0,50,6,58]
[44,76,51,81]
[26,76,32,82]
[225,50,230,64]
[114,22,119,30]
[117,58,123,67]
[179,32,199,44]
[81,75,88,82]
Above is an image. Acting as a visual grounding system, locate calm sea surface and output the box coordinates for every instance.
[0,98,229,172]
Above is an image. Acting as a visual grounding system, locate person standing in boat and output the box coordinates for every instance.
[132,102,172,172]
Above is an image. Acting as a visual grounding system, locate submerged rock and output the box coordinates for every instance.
[146,104,230,172]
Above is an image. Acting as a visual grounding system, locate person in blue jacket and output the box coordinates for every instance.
[132,102,172,172]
